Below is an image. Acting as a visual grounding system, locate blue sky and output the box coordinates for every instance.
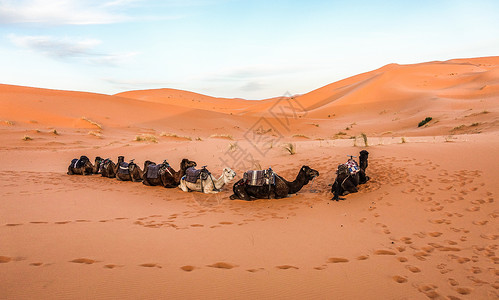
[1,0,498,99]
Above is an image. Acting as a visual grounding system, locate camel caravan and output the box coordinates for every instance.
[67,150,369,201]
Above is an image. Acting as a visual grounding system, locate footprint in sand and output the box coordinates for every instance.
[374,250,396,256]
[104,264,122,269]
[356,255,369,261]
[276,265,299,270]
[0,256,12,263]
[219,222,233,225]
[5,223,23,227]
[448,278,459,286]
[30,221,49,224]
[70,258,97,264]
[247,268,265,273]
[405,265,421,273]
[397,257,408,263]
[327,257,349,263]
[190,224,204,227]
[207,262,237,269]
[180,265,195,272]
[139,263,162,268]
[393,275,408,283]
[428,232,443,237]
[455,287,473,295]
[55,221,71,225]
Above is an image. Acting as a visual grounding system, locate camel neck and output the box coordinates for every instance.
[287,170,308,194]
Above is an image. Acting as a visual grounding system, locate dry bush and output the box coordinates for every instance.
[282,143,296,155]
[210,134,233,140]
[135,134,158,143]
[81,117,102,129]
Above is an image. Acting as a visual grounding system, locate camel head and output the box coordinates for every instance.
[117,156,125,164]
[359,150,369,170]
[180,158,197,170]
[301,165,319,180]
[95,156,103,164]
[223,167,237,181]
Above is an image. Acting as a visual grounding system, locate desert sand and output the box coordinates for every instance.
[1,57,498,299]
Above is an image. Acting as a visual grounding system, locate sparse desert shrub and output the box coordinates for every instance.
[160,132,192,140]
[88,131,102,137]
[23,135,33,141]
[135,134,158,143]
[292,134,310,139]
[282,143,296,155]
[195,137,203,141]
[360,133,368,146]
[2,120,14,126]
[228,142,238,151]
[210,134,233,140]
[418,117,432,127]
[401,137,406,144]
[51,129,59,135]
[470,122,480,127]
[81,116,102,129]
[452,125,465,131]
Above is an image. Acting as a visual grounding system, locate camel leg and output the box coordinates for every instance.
[230,185,251,201]
[179,180,189,192]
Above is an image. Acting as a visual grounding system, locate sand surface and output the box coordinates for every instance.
[1,57,498,299]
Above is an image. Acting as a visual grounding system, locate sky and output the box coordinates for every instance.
[1,0,498,99]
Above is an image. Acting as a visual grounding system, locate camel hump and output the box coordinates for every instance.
[345,159,360,174]
[243,169,275,186]
[185,166,209,183]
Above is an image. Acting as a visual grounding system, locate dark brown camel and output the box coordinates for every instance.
[116,158,144,182]
[100,156,123,178]
[331,150,370,200]
[92,156,103,174]
[157,159,197,188]
[229,166,319,201]
[67,155,94,175]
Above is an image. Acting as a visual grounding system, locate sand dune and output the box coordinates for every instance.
[1,56,498,299]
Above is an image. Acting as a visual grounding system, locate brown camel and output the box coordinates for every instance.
[116,158,144,182]
[230,166,319,200]
[67,155,94,175]
[92,156,103,174]
[158,158,197,188]
[100,156,123,178]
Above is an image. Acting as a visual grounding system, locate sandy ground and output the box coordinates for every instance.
[1,57,498,299]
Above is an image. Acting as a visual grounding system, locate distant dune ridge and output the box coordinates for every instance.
[1,57,498,299]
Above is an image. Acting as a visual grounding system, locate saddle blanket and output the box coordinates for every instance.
[118,162,130,175]
[243,169,275,186]
[185,167,208,183]
[71,156,89,169]
[345,159,360,174]
[146,164,161,179]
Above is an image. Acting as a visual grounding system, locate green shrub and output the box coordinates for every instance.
[418,117,432,127]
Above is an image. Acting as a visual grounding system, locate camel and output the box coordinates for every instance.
[116,158,144,182]
[142,160,169,186]
[92,156,103,174]
[100,156,123,178]
[179,167,236,193]
[229,166,319,201]
[67,155,94,175]
[159,159,197,188]
[331,150,370,200]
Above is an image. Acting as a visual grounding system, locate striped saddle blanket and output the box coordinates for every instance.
[345,159,360,174]
[243,169,275,186]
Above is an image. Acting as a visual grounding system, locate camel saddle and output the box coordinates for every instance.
[243,168,275,186]
[345,159,360,175]
[118,162,130,175]
[185,166,209,183]
[146,163,169,179]
[72,156,89,168]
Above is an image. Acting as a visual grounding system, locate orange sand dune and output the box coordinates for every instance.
[1,57,499,299]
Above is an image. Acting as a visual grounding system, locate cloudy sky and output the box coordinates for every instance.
[1,0,498,99]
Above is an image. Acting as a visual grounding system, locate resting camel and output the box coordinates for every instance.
[161,159,197,188]
[100,156,124,178]
[92,156,103,174]
[179,167,236,193]
[67,155,94,175]
[331,150,370,200]
[229,166,319,201]
[116,159,145,182]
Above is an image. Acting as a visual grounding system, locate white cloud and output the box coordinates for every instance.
[0,0,132,25]
[8,34,137,66]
